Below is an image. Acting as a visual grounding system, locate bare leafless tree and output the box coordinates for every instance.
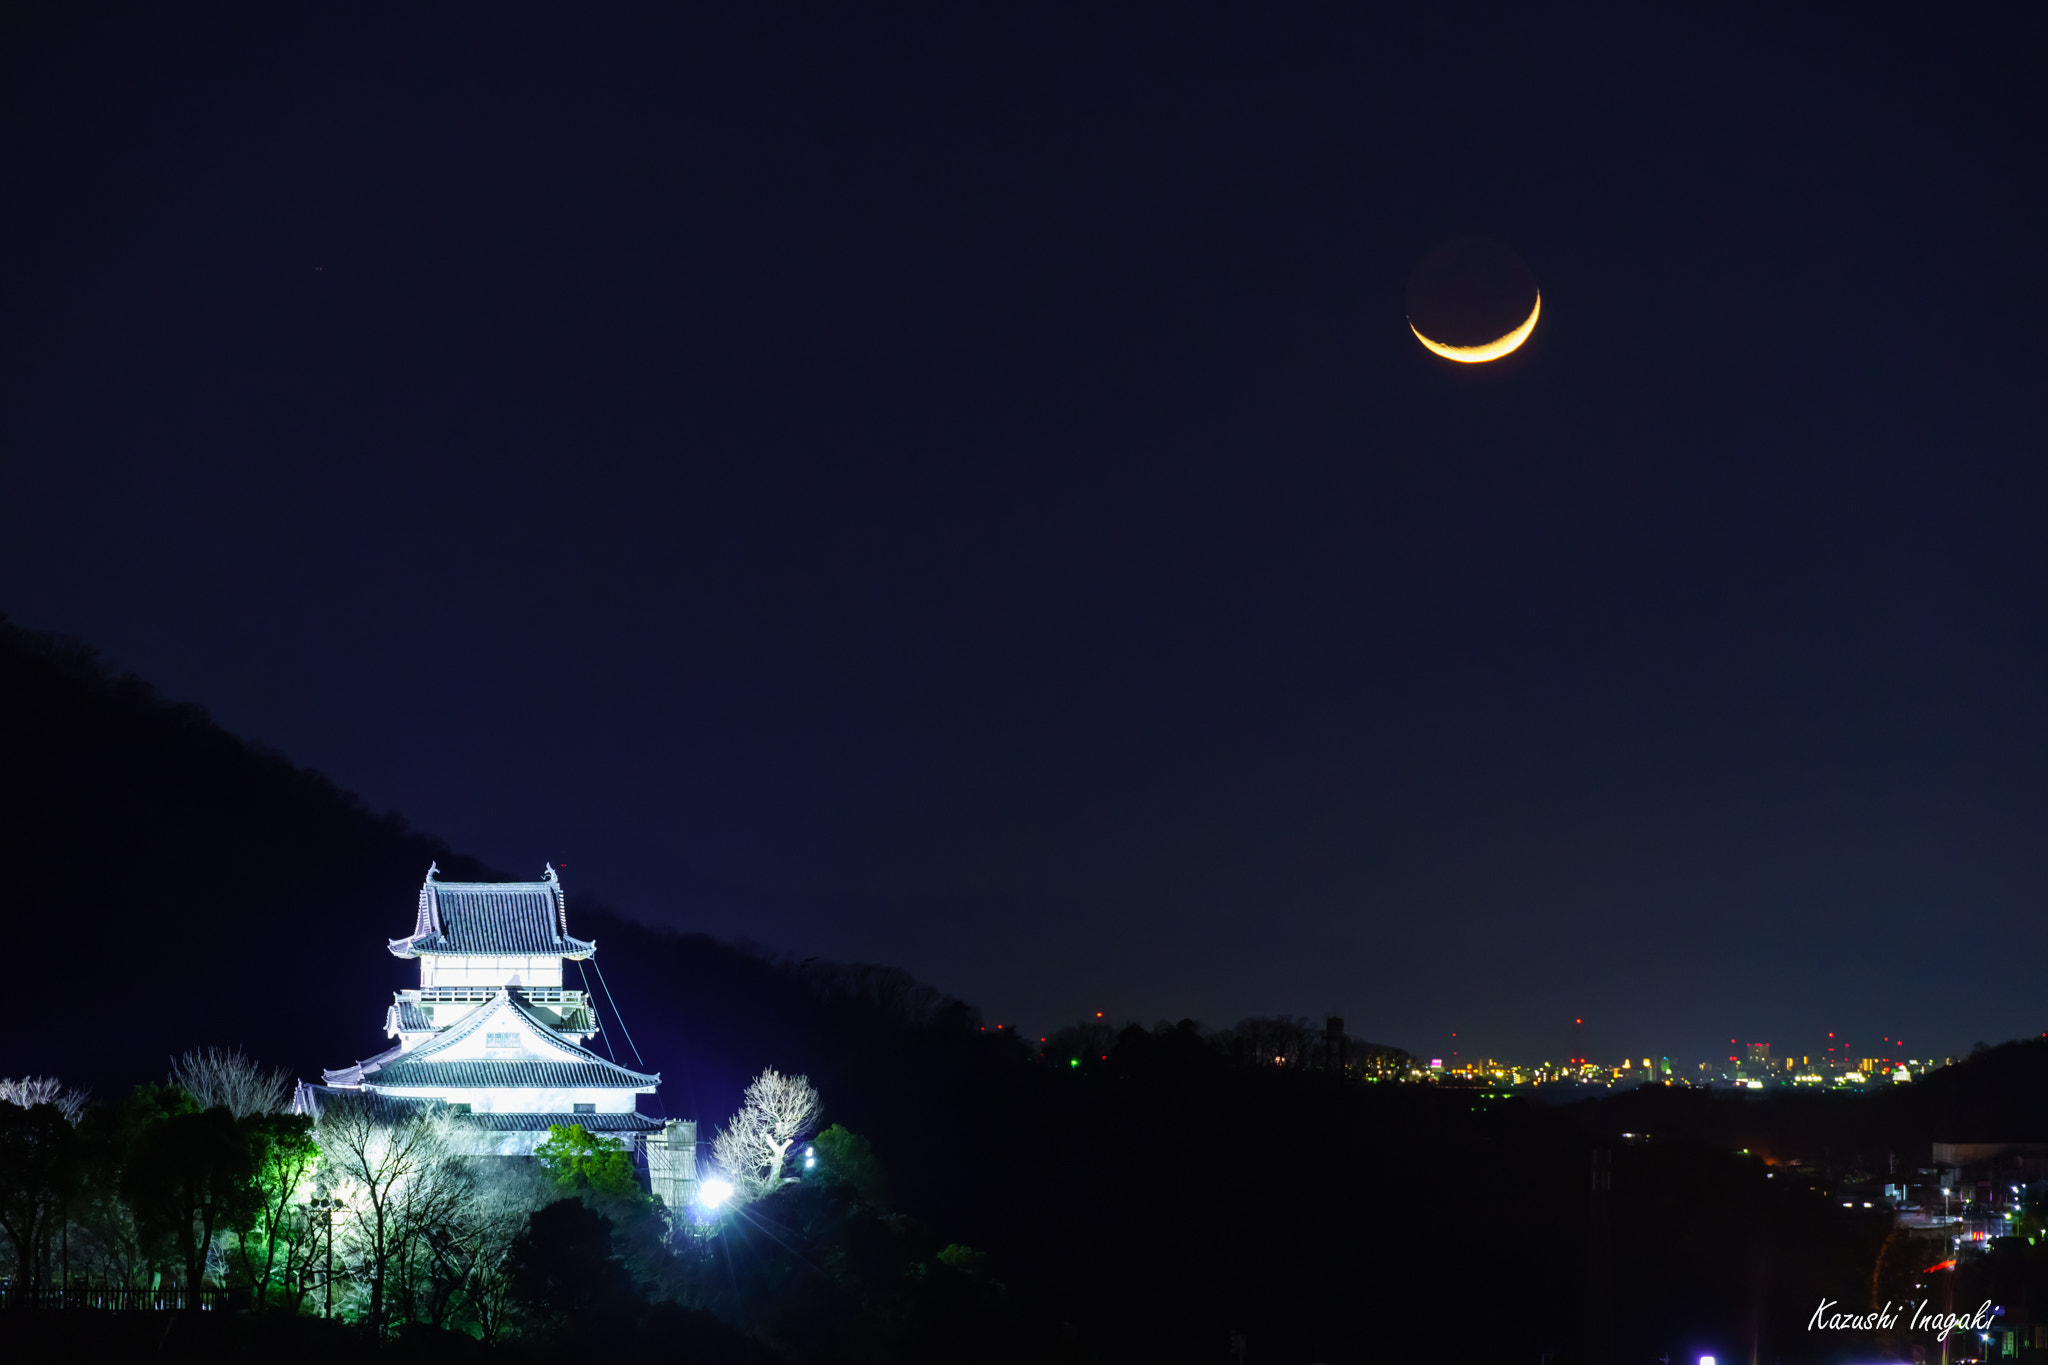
[315,1096,468,1331]
[710,1067,822,1202]
[0,1075,90,1123]
[67,1165,150,1290]
[169,1047,292,1117]
[430,1159,550,1341]
[385,1133,478,1330]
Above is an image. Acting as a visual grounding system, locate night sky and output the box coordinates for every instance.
[5,5,2044,1067]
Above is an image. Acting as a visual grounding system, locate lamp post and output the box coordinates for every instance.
[304,1196,341,1319]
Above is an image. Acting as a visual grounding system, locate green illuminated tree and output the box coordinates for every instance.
[536,1123,642,1199]
[811,1124,890,1209]
[231,1111,319,1309]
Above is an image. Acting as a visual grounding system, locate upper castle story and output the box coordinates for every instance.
[388,863,595,991]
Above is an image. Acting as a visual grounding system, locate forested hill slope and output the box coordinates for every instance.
[0,615,497,1097]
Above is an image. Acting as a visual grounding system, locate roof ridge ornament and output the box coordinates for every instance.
[414,865,443,941]
[545,863,568,936]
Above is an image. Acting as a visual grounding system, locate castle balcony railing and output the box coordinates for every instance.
[416,985,583,1004]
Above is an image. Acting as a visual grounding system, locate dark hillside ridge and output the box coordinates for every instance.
[1,615,497,1096]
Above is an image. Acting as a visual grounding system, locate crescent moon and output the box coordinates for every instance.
[1409,291,1540,363]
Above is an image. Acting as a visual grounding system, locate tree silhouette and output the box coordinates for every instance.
[506,1198,640,1333]
[121,1105,265,1303]
[0,1100,82,1302]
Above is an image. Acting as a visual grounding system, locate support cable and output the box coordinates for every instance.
[576,959,618,1062]
[592,958,647,1070]
[591,957,666,1119]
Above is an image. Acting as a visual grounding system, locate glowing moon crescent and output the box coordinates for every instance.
[1408,290,1540,363]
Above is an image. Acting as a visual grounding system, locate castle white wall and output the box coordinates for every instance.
[419,954,564,988]
[371,1085,641,1114]
[419,1001,479,1029]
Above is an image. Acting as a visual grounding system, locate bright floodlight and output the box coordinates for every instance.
[1700,1357,1715,1365]
[698,1177,735,1209]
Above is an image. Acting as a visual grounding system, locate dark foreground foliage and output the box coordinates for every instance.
[500,1199,773,1358]
[681,1135,1084,1365]
[0,1308,770,1364]
[585,923,1901,1363]
[0,1311,471,1365]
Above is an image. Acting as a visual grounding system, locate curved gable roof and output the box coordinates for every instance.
[389,865,595,960]
[347,988,659,1091]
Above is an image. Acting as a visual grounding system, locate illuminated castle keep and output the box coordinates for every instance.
[297,865,696,1194]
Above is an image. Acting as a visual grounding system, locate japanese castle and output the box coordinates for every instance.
[295,865,697,1200]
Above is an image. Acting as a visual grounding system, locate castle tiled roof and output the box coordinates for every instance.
[459,1111,663,1133]
[292,1083,660,1133]
[322,1043,403,1088]
[293,1082,443,1124]
[332,987,658,1092]
[388,999,435,1032]
[371,1058,656,1090]
[388,865,595,960]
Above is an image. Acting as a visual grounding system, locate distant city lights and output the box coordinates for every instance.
[1027,1020,1953,1094]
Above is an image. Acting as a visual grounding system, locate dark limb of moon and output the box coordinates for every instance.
[1405,237,1540,363]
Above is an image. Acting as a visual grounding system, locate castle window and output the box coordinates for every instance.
[485,1032,519,1049]
[574,1103,596,1114]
